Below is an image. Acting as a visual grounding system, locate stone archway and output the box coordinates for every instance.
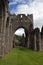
[12,27,28,48]
[10,14,33,48]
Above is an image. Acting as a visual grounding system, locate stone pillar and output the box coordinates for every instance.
[2,0,9,55]
[34,34,37,51]
[22,34,25,46]
[26,32,30,48]
[34,28,41,51]
[25,29,30,48]
[27,36,30,48]
[0,2,3,58]
[41,26,43,50]
[8,24,13,51]
[5,17,10,53]
[9,17,13,50]
[0,1,6,57]
[13,35,16,48]
[39,33,41,51]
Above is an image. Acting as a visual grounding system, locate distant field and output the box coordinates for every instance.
[0,47,43,65]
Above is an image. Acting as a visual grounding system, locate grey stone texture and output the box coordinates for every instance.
[0,0,43,58]
[41,26,43,50]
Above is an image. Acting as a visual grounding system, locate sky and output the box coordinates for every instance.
[15,28,25,36]
[9,0,43,36]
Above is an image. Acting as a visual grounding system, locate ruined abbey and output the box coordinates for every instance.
[0,0,43,58]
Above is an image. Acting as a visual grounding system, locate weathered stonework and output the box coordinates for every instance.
[0,0,43,58]
[33,28,41,51]
[41,26,43,50]
[11,14,33,48]
[0,0,9,58]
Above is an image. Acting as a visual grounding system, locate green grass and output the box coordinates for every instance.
[0,47,43,65]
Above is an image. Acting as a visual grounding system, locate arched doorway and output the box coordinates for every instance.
[13,28,26,48]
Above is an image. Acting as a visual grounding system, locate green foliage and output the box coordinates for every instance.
[15,35,22,45]
[0,47,43,65]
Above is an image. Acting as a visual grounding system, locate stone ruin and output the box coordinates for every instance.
[0,0,43,58]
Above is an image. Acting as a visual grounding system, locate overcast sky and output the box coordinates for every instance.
[9,0,43,36]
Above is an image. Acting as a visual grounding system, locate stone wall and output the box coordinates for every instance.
[5,17,12,53]
[41,26,43,50]
[0,0,9,58]
[34,28,41,51]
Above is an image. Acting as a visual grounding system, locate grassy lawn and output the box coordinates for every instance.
[0,47,43,65]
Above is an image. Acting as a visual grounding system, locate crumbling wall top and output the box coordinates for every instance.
[34,28,40,35]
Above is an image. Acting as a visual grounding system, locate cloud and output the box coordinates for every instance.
[15,4,29,14]
[30,1,43,30]
[9,0,43,30]
[15,28,25,36]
